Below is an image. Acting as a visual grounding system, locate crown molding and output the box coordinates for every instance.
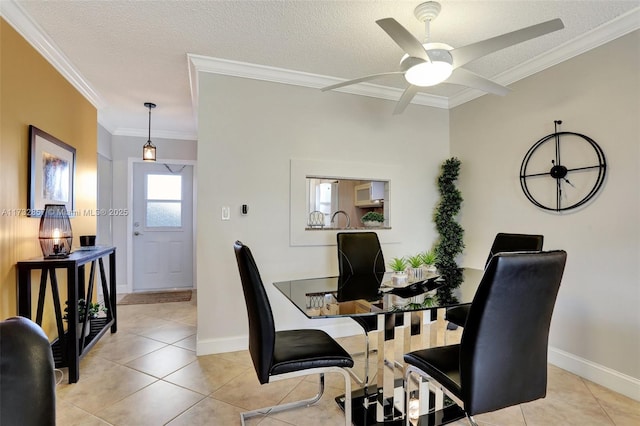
[188,5,639,113]
[4,0,636,129]
[0,0,106,111]
[449,7,640,108]
[187,54,450,110]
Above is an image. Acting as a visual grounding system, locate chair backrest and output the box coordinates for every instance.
[485,232,544,267]
[337,232,385,277]
[460,250,567,416]
[336,273,385,302]
[234,241,275,384]
[0,316,56,426]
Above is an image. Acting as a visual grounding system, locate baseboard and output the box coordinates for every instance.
[197,334,247,356]
[198,333,639,402]
[196,321,363,356]
[548,346,640,401]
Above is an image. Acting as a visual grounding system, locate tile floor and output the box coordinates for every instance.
[55,293,640,425]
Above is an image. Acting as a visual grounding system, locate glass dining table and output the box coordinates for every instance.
[273,268,484,426]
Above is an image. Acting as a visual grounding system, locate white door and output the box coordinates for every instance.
[132,162,194,291]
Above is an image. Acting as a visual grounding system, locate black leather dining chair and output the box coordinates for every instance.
[0,316,56,426]
[336,232,385,386]
[233,241,354,425]
[336,232,420,386]
[445,232,544,329]
[404,250,566,426]
[337,232,386,277]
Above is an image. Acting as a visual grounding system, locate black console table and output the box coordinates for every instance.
[17,246,117,383]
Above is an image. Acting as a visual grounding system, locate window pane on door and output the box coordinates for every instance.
[147,202,182,227]
[147,175,181,200]
[146,174,183,227]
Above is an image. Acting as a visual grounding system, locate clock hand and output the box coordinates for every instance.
[552,160,576,187]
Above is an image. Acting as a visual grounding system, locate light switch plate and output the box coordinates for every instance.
[221,206,230,220]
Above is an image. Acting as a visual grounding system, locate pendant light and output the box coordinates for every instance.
[142,102,157,161]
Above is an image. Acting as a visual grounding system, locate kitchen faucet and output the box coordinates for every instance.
[330,210,350,228]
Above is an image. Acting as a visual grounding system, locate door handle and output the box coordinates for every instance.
[134,231,141,236]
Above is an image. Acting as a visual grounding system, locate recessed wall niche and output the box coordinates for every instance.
[290,159,401,246]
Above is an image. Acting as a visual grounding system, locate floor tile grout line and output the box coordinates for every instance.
[161,393,208,425]
[58,298,639,425]
[89,377,162,420]
[520,404,528,426]
[124,355,199,381]
[580,376,618,425]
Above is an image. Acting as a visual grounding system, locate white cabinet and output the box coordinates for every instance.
[354,181,385,207]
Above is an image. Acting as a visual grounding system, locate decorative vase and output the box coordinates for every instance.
[392,272,408,286]
[363,221,382,228]
[422,264,437,275]
[408,267,423,281]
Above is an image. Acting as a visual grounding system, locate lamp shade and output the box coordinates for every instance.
[143,141,156,161]
[404,60,453,86]
[39,204,72,258]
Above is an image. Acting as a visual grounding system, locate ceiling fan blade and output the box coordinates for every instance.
[451,18,564,69]
[393,85,419,115]
[376,18,430,62]
[321,71,404,91]
[446,68,510,96]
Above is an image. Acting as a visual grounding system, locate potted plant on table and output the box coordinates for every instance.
[406,254,424,281]
[388,257,408,286]
[361,211,384,227]
[420,249,438,273]
[64,299,107,339]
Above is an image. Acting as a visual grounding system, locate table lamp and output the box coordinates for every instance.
[39,204,72,258]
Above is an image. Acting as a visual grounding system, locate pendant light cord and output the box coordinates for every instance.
[147,104,152,142]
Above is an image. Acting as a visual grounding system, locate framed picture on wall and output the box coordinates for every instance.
[28,125,76,217]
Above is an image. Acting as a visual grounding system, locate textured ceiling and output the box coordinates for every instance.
[7,0,640,139]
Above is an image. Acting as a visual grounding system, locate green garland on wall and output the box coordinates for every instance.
[434,157,465,304]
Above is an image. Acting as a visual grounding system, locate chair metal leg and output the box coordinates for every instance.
[240,374,325,424]
[363,328,370,385]
[405,365,467,425]
[240,367,352,426]
[405,368,415,426]
[348,325,378,386]
[466,415,479,426]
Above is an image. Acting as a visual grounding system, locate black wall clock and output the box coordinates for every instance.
[519,121,606,212]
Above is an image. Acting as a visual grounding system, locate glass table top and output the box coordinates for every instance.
[273,268,484,319]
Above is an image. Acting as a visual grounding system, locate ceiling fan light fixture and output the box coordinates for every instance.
[401,45,453,87]
[321,1,563,114]
[405,60,452,87]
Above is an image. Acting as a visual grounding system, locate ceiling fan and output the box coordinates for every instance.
[322,1,564,114]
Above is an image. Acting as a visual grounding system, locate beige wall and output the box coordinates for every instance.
[0,19,97,335]
[195,33,640,399]
[196,73,449,355]
[451,31,639,387]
